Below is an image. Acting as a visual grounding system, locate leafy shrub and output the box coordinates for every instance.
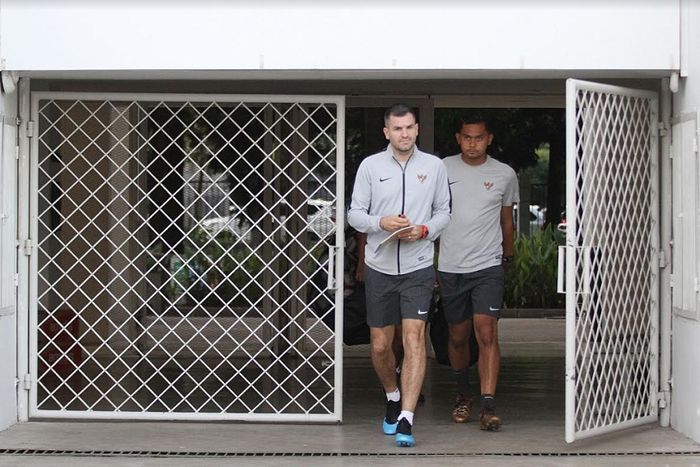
[167,228,263,308]
[505,224,564,309]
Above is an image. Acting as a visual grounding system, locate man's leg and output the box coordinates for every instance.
[392,323,404,369]
[399,319,426,413]
[393,266,433,447]
[393,318,426,447]
[448,320,474,422]
[370,325,402,435]
[448,320,472,370]
[474,313,501,430]
[370,325,398,393]
[364,265,403,434]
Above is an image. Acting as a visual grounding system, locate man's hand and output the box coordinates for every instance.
[396,224,424,242]
[380,215,410,232]
[502,255,515,271]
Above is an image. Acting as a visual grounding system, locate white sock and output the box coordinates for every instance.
[399,410,414,425]
[386,388,400,402]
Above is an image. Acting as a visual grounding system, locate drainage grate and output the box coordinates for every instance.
[2,448,700,458]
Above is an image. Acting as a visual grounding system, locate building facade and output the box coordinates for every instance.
[1,0,699,444]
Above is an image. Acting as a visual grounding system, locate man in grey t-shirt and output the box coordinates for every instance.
[437,116,519,431]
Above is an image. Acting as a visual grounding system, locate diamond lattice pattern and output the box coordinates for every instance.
[34,98,340,417]
[573,90,657,433]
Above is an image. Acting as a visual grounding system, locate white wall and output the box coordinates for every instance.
[671,0,700,445]
[0,83,18,431]
[0,1,680,73]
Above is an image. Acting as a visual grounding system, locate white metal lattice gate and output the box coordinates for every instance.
[22,92,345,421]
[562,80,659,442]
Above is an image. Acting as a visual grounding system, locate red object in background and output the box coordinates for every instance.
[39,308,82,377]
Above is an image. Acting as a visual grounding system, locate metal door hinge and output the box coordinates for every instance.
[658,251,667,269]
[22,239,32,256]
[25,120,35,138]
[23,373,31,390]
[658,122,668,137]
[658,390,670,409]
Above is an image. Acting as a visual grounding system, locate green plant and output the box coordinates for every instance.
[505,224,564,309]
[167,228,264,308]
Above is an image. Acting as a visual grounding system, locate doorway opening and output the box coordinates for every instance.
[20,77,666,447]
[339,102,568,438]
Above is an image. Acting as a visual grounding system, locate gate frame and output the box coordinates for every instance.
[20,90,346,422]
[564,79,660,442]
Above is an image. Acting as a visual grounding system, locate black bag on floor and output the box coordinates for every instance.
[308,227,370,345]
[342,282,370,345]
[429,291,479,367]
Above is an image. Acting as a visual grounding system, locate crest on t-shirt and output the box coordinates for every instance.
[484,181,494,190]
[417,174,427,183]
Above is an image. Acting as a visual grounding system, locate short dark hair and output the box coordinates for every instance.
[384,104,417,126]
[458,114,492,134]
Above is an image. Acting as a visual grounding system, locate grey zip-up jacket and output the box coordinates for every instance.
[347,146,452,275]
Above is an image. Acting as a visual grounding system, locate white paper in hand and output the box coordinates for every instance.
[375,226,415,251]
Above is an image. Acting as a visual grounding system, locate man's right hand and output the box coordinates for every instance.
[380,215,410,232]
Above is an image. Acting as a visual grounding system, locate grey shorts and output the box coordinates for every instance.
[364,265,434,328]
[438,265,504,324]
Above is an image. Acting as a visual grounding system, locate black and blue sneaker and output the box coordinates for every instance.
[382,400,401,435]
[395,417,415,447]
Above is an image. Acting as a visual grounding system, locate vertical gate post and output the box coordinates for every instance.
[16,77,31,422]
[659,77,673,427]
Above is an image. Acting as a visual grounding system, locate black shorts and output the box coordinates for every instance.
[438,265,504,324]
[364,265,434,328]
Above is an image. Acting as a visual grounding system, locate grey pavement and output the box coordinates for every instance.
[1,319,698,466]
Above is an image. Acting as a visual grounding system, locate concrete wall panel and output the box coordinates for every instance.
[671,0,700,445]
[0,86,18,431]
[0,2,680,72]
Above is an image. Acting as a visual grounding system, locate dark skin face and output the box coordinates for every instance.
[455,122,493,166]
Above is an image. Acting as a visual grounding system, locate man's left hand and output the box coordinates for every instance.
[502,255,515,270]
[397,225,424,242]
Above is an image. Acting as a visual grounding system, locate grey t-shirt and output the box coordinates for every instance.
[438,155,519,274]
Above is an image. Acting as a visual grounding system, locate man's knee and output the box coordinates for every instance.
[474,317,498,348]
[401,322,426,353]
[370,328,395,357]
[448,322,471,349]
[370,339,393,355]
[478,333,497,349]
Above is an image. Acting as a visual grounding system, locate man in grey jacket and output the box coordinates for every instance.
[348,104,451,447]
